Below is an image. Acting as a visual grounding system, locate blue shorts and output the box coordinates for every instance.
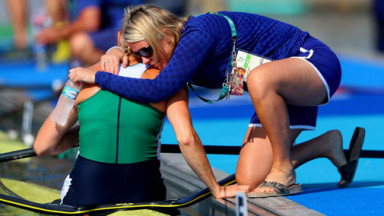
[88,27,118,52]
[61,156,166,206]
[249,35,342,130]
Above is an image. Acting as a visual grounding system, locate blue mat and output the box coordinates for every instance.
[290,188,384,215]
[340,55,384,89]
[0,61,68,88]
[0,60,69,101]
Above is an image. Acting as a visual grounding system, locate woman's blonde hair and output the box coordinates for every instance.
[120,5,186,62]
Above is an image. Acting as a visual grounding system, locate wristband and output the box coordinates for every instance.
[106,46,124,54]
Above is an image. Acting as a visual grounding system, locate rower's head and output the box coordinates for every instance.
[120,5,185,70]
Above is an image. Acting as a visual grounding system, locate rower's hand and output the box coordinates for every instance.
[35,26,62,45]
[69,67,96,84]
[100,47,129,75]
[214,184,250,199]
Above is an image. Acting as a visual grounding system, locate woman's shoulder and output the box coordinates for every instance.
[141,67,160,79]
[140,67,165,112]
[75,84,100,105]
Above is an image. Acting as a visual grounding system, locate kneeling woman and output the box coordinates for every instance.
[33,55,173,206]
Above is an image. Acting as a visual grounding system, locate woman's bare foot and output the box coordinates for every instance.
[321,130,348,168]
[251,166,296,193]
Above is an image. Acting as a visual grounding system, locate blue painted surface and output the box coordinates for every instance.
[0,60,69,101]
[290,187,384,215]
[0,61,68,88]
[340,55,384,88]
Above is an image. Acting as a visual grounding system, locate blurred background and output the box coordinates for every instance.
[0,0,382,137]
[0,0,381,56]
[0,0,383,215]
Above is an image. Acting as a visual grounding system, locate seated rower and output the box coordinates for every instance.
[34,54,174,206]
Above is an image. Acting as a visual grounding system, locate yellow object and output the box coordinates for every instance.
[52,39,71,63]
[52,22,71,63]
[0,131,30,163]
[0,178,170,215]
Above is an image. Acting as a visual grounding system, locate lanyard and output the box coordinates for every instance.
[188,12,238,104]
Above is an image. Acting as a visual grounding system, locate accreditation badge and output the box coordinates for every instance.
[236,50,272,82]
[229,71,244,96]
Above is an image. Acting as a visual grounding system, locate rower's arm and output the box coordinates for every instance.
[166,88,250,198]
[33,106,79,156]
[34,63,103,156]
[165,88,221,197]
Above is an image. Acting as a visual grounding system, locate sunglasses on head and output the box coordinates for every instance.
[132,46,153,58]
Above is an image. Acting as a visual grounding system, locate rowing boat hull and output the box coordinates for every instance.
[0,178,169,215]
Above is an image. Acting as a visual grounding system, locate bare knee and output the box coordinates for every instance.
[236,171,265,190]
[235,134,273,190]
[69,32,93,59]
[247,69,276,101]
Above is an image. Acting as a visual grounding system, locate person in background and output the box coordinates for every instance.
[44,0,70,63]
[4,0,68,61]
[69,5,365,197]
[35,0,144,66]
[6,0,30,58]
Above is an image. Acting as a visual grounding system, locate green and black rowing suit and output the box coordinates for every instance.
[61,63,167,206]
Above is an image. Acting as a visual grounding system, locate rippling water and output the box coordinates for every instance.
[0,156,74,215]
[0,157,74,190]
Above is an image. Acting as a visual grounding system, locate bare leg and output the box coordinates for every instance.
[45,0,70,63]
[236,127,273,190]
[236,127,301,190]
[237,128,348,191]
[44,0,68,23]
[7,0,28,49]
[246,58,327,193]
[70,32,104,66]
[292,130,347,169]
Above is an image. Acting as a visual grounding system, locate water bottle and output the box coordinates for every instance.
[51,80,81,126]
[32,10,51,70]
